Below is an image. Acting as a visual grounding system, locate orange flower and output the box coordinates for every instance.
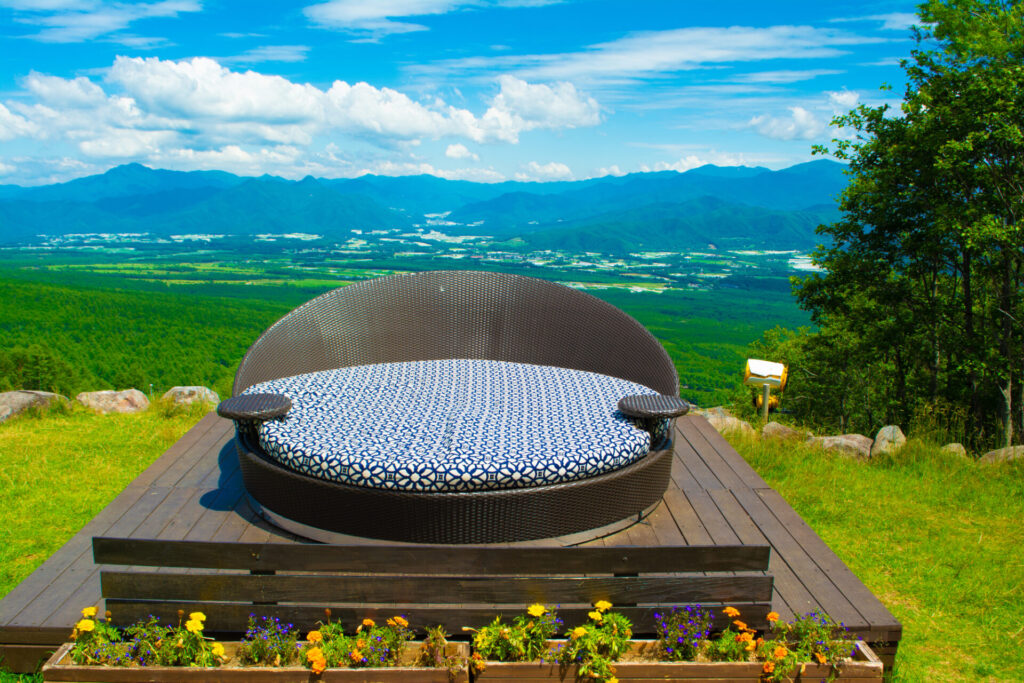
[773,645,789,659]
[745,641,756,652]
[766,611,779,623]
[361,618,375,629]
[763,661,775,674]
[350,650,363,663]
[306,647,324,662]
[738,632,753,642]
[307,630,323,643]
[311,655,327,674]
[814,652,827,665]
[723,607,741,618]
[733,620,748,631]
[393,616,409,628]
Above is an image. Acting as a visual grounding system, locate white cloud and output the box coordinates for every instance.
[78,128,179,157]
[2,0,201,43]
[594,164,624,177]
[304,0,564,38]
[748,106,826,141]
[640,149,770,173]
[359,159,505,182]
[515,160,571,181]
[738,69,843,84]
[445,143,478,160]
[25,71,106,106]
[485,75,600,135]
[416,25,882,84]
[0,102,42,140]
[831,13,919,32]
[0,160,15,175]
[828,89,860,110]
[221,45,311,64]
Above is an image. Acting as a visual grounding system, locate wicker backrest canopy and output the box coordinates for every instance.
[233,270,679,397]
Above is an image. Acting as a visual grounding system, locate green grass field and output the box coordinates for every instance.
[729,433,1024,682]
[2,407,1022,680]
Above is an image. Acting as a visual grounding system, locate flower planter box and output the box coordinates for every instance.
[42,641,470,682]
[472,641,882,682]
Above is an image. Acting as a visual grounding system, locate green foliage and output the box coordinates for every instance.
[468,605,560,664]
[299,616,415,670]
[653,605,711,661]
[0,345,78,395]
[69,610,225,668]
[556,606,632,682]
[761,611,854,683]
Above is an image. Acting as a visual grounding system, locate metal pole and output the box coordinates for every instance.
[761,384,770,422]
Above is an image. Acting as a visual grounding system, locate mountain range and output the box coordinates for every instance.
[0,160,848,252]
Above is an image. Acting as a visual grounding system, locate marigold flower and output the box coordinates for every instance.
[571,626,588,640]
[745,642,756,652]
[274,654,281,667]
[733,620,748,631]
[393,616,409,628]
[76,619,95,632]
[814,651,827,665]
[527,604,546,617]
[773,645,789,659]
[81,607,98,619]
[594,600,613,612]
[211,642,225,658]
[362,618,375,628]
[306,647,324,662]
[766,611,779,623]
[307,630,323,643]
[311,655,327,674]
[763,661,775,673]
[185,619,204,633]
[588,610,603,622]
[738,632,753,642]
[350,650,363,662]
[189,612,206,622]
[723,607,741,618]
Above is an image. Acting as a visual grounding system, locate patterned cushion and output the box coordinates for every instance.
[244,359,668,493]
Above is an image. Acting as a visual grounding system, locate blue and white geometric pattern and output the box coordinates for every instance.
[244,359,668,493]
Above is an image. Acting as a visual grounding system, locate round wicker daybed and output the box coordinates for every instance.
[220,270,687,544]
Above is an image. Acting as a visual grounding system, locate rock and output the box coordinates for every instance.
[941,442,968,458]
[0,390,70,423]
[162,386,219,406]
[705,414,756,437]
[871,425,907,457]
[979,445,1024,464]
[76,389,150,414]
[813,434,873,459]
[695,406,731,420]
[761,421,804,441]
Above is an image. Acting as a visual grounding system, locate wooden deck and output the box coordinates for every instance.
[0,413,901,673]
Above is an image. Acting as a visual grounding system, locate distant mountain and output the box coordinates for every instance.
[0,160,847,247]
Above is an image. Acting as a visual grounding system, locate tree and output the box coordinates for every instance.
[798,0,1024,446]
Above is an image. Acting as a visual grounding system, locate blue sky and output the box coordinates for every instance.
[0,0,919,185]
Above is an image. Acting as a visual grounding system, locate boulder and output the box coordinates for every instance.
[695,406,731,420]
[0,390,70,423]
[871,425,907,457]
[705,414,756,437]
[941,442,968,458]
[162,386,219,406]
[813,434,873,459]
[76,389,150,414]
[979,445,1024,464]
[761,421,804,441]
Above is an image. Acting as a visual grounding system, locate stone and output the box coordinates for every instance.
[76,389,150,414]
[871,425,907,457]
[813,434,873,459]
[941,442,968,458]
[979,445,1024,464]
[761,421,804,441]
[705,414,756,437]
[0,390,70,423]
[162,386,219,406]
[695,406,731,420]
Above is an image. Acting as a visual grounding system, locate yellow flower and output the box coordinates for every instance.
[189,612,206,622]
[306,647,324,662]
[766,611,779,623]
[745,641,756,652]
[607,678,618,683]
[814,652,827,665]
[723,607,741,618]
[185,619,203,633]
[527,604,546,617]
[773,645,789,659]
[76,619,95,632]
[311,656,326,674]
[273,654,281,667]
[307,630,323,643]
[393,616,409,628]
[571,627,587,640]
[733,620,748,631]
[81,607,98,619]
[588,610,603,622]
[362,618,375,628]
[211,642,225,657]
[594,600,612,612]
[350,650,363,662]
[737,632,753,642]
[763,661,775,674]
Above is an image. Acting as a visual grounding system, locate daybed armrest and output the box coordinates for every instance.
[217,393,292,421]
[617,394,691,419]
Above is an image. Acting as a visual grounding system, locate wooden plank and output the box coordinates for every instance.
[92,539,771,573]
[131,413,220,489]
[756,489,901,634]
[661,489,713,545]
[675,419,750,492]
[102,601,772,635]
[669,448,701,492]
[0,643,57,673]
[685,490,740,546]
[672,434,724,491]
[150,417,230,489]
[101,572,774,605]
[174,423,235,489]
[683,416,769,490]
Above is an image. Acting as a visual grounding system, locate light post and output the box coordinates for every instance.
[744,359,787,422]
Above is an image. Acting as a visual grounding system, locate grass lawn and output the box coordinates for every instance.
[728,433,1024,682]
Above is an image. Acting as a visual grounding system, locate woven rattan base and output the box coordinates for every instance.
[236,434,674,544]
